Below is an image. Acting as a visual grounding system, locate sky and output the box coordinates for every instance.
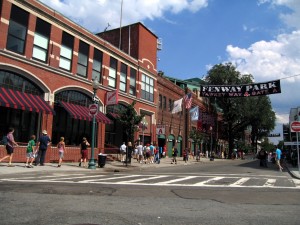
[39,0,300,143]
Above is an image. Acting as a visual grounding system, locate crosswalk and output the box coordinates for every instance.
[1,173,300,189]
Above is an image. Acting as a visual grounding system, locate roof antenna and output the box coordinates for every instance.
[104,23,111,32]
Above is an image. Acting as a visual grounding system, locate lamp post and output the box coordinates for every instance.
[210,126,213,158]
[141,117,148,146]
[88,79,100,169]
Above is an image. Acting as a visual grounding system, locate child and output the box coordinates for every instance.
[25,135,36,168]
[57,137,66,167]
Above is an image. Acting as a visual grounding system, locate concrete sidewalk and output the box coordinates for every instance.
[0,157,210,175]
[1,157,299,179]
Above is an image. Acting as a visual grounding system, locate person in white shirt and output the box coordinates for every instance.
[136,143,144,163]
[120,142,127,162]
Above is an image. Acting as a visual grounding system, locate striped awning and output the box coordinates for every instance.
[59,101,111,124]
[0,87,55,114]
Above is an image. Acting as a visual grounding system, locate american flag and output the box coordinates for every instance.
[184,93,192,109]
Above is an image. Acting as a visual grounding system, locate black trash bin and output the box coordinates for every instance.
[98,153,107,168]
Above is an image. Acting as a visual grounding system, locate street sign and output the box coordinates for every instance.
[291,121,300,132]
[89,104,98,116]
[284,142,299,146]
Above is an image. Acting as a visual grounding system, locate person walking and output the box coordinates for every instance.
[171,146,178,164]
[127,141,133,164]
[137,142,144,163]
[0,128,18,167]
[35,130,51,166]
[57,137,66,167]
[120,142,127,163]
[79,137,90,167]
[25,135,36,168]
[275,146,283,172]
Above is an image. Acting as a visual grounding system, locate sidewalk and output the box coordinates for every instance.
[1,157,299,179]
[0,157,211,175]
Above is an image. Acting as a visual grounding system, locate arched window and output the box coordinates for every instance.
[53,90,94,145]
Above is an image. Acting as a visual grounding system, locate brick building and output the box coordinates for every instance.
[0,0,158,162]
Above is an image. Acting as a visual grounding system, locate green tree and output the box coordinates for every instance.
[116,101,144,144]
[205,63,275,157]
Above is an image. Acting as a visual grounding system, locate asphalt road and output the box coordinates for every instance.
[0,159,299,225]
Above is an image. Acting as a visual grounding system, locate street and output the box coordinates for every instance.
[0,158,300,225]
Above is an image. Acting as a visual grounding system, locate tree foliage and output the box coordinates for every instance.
[205,63,276,156]
[116,101,144,144]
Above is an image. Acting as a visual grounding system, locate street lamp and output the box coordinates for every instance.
[88,79,100,169]
[141,117,148,146]
[209,126,213,158]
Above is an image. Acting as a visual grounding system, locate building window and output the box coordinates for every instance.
[120,63,127,92]
[32,18,51,62]
[6,5,29,54]
[92,48,103,83]
[169,99,173,111]
[77,40,89,77]
[129,68,136,96]
[141,74,154,102]
[163,96,166,110]
[159,94,162,109]
[108,57,117,88]
[59,32,74,71]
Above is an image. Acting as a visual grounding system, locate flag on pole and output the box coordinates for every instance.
[171,98,183,114]
[190,106,199,121]
[184,93,192,109]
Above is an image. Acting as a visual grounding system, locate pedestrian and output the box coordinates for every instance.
[127,141,133,164]
[137,142,144,163]
[79,137,90,167]
[162,144,167,158]
[275,146,283,172]
[149,142,155,163]
[57,137,66,167]
[0,128,18,167]
[25,135,36,168]
[171,146,178,164]
[35,130,51,166]
[258,148,268,167]
[183,148,189,164]
[120,142,127,162]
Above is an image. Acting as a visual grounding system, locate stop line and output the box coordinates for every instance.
[1,173,299,189]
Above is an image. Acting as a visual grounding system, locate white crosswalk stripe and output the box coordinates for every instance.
[1,174,300,189]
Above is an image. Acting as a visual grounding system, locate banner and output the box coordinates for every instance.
[172,98,183,114]
[156,125,165,135]
[106,90,118,105]
[200,80,281,97]
[190,106,199,121]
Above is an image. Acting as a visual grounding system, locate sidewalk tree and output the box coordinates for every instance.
[204,63,275,158]
[116,101,144,145]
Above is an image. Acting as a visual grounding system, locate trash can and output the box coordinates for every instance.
[98,153,107,168]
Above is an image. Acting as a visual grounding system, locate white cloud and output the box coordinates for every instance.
[40,0,208,32]
[225,1,300,124]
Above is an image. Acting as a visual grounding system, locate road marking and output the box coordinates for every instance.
[156,176,197,184]
[229,178,250,187]
[117,175,169,184]
[79,174,141,183]
[193,177,224,186]
[263,179,276,187]
[1,174,300,189]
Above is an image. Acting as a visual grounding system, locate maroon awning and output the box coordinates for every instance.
[0,87,55,114]
[59,101,111,124]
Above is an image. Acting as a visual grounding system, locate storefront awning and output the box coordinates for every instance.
[0,87,55,114]
[59,101,111,124]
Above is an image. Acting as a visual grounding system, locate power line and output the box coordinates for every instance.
[279,74,300,80]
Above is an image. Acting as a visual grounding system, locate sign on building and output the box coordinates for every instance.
[156,125,165,135]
